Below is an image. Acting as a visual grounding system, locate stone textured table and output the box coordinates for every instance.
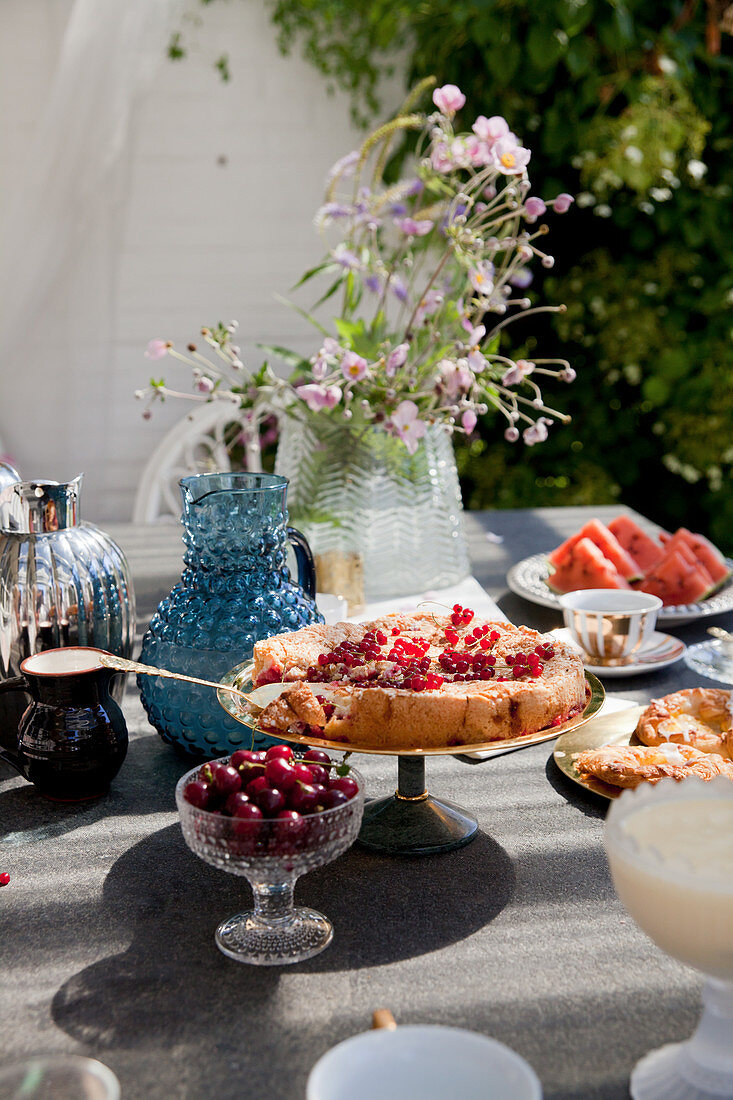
[1,506,730,1099]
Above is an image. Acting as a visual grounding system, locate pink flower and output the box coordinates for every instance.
[196,376,215,394]
[341,351,368,382]
[331,244,361,270]
[145,339,170,360]
[414,288,443,327]
[312,337,342,379]
[389,400,427,454]
[504,425,520,442]
[470,260,495,297]
[523,417,551,445]
[552,193,574,214]
[465,325,487,372]
[396,216,434,237]
[502,359,535,387]
[439,359,472,399]
[462,409,478,434]
[472,115,510,146]
[492,135,531,175]
[430,142,454,174]
[296,383,342,411]
[385,343,409,377]
[524,197,547,223]
[509,268,533,289]
[433,84,466,116]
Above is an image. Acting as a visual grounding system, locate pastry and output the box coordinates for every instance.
[249,607,588,750]
[635,688,733,759]
[574,741,733,789]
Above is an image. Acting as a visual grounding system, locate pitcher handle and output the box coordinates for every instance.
[0,676,28,775]
[286,527,317,601]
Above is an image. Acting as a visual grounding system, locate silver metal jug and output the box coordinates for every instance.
[0,476,136,750]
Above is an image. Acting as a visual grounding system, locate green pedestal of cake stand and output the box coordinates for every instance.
[357,756,478,857]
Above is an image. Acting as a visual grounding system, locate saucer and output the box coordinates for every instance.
[550,628,686,678]
[684,640,733,685]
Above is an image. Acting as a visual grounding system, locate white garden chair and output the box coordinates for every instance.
[132,401,262,524]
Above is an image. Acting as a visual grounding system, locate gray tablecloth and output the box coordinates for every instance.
[1,507,729,1099]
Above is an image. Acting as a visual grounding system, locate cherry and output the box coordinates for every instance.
[301,748,330,765]
[231,801,263,836]
[292,762,315,785]
[264,757,298,790]
[306,763,330,787]
[0,873,9,887]
[321,789,349,810]
[255,787,286,816]
[209,763,241,797]
[265,744,294,762]
[230,749,260,770]
[330,776,359,800]
[224,791,251,816]
[184,779,212,810]
[245,776,271,799]
[238,761,266,786]
[288,783,319,813]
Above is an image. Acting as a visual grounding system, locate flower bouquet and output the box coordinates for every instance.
[140,78,576,602]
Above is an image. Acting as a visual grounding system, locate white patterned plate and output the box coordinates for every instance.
[506,552,733,625]
[550,627,685,678]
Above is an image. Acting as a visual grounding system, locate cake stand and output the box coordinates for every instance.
[218,664,604,857]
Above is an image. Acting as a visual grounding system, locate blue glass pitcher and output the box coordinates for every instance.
[138,472,323,756]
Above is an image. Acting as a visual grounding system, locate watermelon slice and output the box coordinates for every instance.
[664,528,731,588]
[547,537,630,594]
[548,519,643,582]
[637,548,716,606]
[607,516,665,575]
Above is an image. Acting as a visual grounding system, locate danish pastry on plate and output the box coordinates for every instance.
[574,741,733,789]
[635,687,732,759]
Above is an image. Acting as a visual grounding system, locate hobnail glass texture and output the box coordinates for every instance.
[275,417,470,601]
[176,759,365,965]
[138,473,322,757]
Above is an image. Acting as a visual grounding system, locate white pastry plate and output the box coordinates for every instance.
[506,552,733,625]
[550,627,686,678]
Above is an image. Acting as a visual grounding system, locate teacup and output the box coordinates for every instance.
[0,646,128,800]
[307,1023,542,1100]
[557,589,662,663]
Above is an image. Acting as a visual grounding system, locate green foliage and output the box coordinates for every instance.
[267,0,733,551]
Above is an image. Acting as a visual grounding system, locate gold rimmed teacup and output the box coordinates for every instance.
[557,589,663,663]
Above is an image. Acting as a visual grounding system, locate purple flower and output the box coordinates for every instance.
[509,268,533,289]
[364,273,382,293]
[341,351,368,382]
[404,178,424,197]
[145,339,170,360]
[502,359,535,387]
[462,409,478,434]
[390,202,408,216]
[389,274,409,302]
[396,216,434,237]
[331,244,361,270]
[388,400,427,454]
[326,150,359,185]
[523,417,551,445]
[524,197,547,223]
[552,193,574,214]
[386,343,409,377]
[297,383,342,411]
[433,84,466,116]
[440,359,472,398]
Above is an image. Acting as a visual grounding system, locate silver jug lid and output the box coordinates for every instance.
[0,475,83,533]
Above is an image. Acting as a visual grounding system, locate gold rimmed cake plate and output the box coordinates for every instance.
[218,662,604,758]
[553,704,647,801]
[218,663,604,856]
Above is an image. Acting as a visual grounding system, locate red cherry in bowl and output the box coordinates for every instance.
[303,748,331,765]
[209,763,241,797]
[265,744,294,762]
[264,757,298,790]
[321,788,349,810]
[224,791,251,816]
[246,776,271,799]
[330,776,359,800]
[184,779,212,809]
[255,787,287,817]
[288,783,319,813]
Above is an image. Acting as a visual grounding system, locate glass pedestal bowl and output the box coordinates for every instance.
[604,776,733,1100]
[176,760,365,965]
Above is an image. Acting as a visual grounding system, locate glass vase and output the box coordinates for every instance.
[275,417,470,605]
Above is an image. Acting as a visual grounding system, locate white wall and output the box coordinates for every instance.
[0,0,403,522]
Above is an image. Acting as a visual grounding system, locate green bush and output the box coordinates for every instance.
[266,0,733,550]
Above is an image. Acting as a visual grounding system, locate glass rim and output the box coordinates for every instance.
[604,775,733,893]
[175,755,365,825]
[180,472,289,494]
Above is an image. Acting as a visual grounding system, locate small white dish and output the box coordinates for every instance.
[307,1024,542,1100]
[551,627,685,678]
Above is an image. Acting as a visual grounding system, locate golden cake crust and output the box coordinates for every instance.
[635,688,733,759]
[251,611,587,750]
[575,742,733,789]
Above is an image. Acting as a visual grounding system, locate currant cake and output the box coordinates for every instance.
[249,605,588,750]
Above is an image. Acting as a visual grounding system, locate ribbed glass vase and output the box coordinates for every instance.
[275,417,470,603]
